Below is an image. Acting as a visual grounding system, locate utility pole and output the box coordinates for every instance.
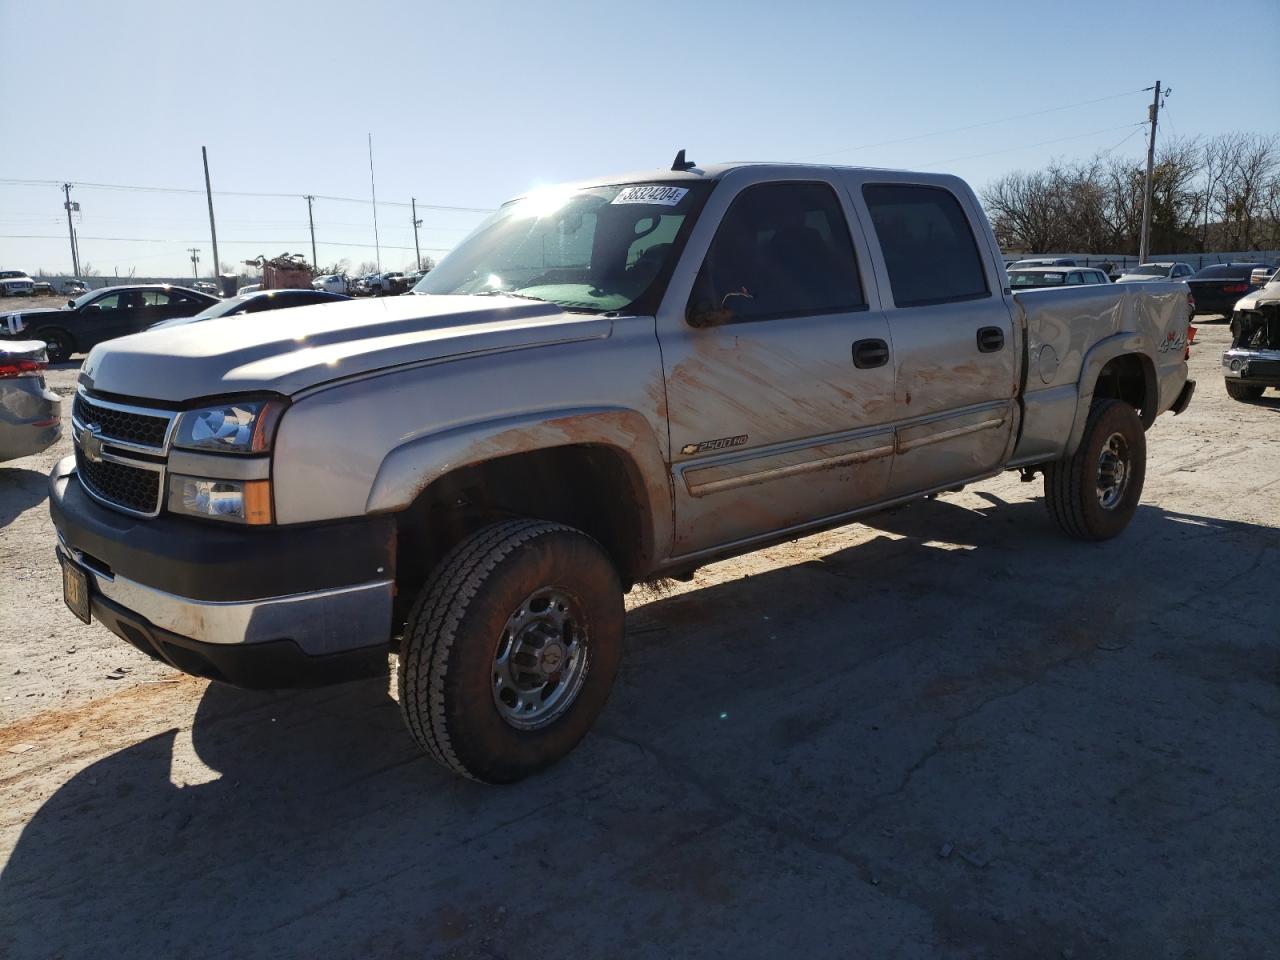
[62,183,80,277]
[368,133,381,272]
[202,147,220,278]
[1138,81,1161,265]
[188,248,200,281]
[411,197,422,270]
[304,195,318,269]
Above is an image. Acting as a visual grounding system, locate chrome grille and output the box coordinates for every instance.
[75,447,162,516]
[72,393,172,449]
[72,390,175,517]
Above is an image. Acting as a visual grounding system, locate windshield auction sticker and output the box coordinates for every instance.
[612,185,689,206]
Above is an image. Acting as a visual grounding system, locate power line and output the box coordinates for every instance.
[794,88,1150,162]
[922,122,1147,166]
[0,177,494,213]
[0,234,453,252]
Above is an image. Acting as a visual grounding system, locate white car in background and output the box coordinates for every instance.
[0,270,35,297]
[236,284,262,296]
[312,274,349,295]
[1113,262,1194,283]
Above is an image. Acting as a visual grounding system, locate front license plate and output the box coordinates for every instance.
[62,557,92,625]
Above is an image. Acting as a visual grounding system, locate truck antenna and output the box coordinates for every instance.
[671,149,696,172]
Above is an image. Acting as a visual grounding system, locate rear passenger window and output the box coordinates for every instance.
[862,184,989,308]
[687,181,864,324]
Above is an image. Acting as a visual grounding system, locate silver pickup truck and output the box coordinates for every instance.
[49,159,1195,782]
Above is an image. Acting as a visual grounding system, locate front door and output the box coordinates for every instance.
[854,181,1018,497]
[657,176,896,558]
[79,291,142,350]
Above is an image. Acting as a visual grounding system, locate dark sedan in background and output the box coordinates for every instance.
[0,284,217,361]
[1186,263,1273,319]
[150,288,350,329]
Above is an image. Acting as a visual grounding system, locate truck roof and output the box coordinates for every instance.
[505,161,968,204]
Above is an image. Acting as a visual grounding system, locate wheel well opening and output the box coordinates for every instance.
[1094,354,1156,428]
[393,444,651,618]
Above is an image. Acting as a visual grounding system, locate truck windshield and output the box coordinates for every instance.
[413,182,711,313]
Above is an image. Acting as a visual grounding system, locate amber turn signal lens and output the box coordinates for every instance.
[243,480,273,525]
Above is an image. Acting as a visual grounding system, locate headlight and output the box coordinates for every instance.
[167,475,272,524]
[173,398,286,454]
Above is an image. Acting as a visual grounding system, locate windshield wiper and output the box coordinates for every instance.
[471,290,548,303]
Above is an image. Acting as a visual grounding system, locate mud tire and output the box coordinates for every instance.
[398,519,624,783]
[1044,399,1146,542]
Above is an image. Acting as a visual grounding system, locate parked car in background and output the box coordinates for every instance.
[1008,257,1077,269]
[60,280,88,296]
[1248,264,1277,288]
[312,274,349,295]
[0,271,35,297]
[0,284,218,361]
[1186,262,1273,319]
[0,341,61,463]
[1114,262,1194,282]
[1008,266,1111,289]
[150,288,351,328]
[1222,270,1280,402]
[236,284,262,296]
[193,281,220,296]
[32,281,55,295]
[367,271,410,296]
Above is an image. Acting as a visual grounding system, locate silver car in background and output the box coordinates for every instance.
[0,341,61,462]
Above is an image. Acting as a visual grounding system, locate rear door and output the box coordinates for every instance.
[656,172,896,557]
[851,178,1018,497]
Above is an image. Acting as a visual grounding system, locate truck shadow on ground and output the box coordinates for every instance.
[2,496,1277,958]
[0,468,50,529]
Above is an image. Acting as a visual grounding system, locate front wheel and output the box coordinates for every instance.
[1043,399,1146,541]
[1225,380,1265,403]
[36,329,73,363]
[398,519,624,783]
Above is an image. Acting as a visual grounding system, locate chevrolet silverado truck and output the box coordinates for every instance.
[49,158,1196,782]
[1224,270,1280,401]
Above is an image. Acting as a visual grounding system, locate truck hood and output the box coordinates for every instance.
[1234,281,1280,311]
[80,294,615,402]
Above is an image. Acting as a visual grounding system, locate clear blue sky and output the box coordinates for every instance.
[3,0,1277,278]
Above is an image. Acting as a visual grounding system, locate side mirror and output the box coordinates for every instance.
[67,299,76,307]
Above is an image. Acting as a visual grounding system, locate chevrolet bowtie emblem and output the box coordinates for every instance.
[80,424,105,464]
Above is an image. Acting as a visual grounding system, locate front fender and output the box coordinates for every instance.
[365,406,675,564]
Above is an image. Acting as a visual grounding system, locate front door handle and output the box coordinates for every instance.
[852,338,889,369]
[977,326,1005,353]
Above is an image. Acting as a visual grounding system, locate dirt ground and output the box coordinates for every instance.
[1,320,1277,959]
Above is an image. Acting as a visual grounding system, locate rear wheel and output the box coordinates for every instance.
[398,519,624,783]
[1225,380,1265,402]
[1043,399,1146,541]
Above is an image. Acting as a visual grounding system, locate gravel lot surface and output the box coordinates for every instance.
[1,320,1277,959]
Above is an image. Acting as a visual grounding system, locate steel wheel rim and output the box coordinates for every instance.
[1096,431,1131,510]
[492,587,589,730]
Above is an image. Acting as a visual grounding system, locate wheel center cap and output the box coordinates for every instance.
[539,641,566,673]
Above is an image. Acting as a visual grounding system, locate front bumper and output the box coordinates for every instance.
[49,456,397,687]
[1222,349,1280,387]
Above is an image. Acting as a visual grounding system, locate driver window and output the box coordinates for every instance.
[89,293,124,313]
[687,182,864,325]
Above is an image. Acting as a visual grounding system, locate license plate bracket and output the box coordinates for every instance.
[61,555,92,625]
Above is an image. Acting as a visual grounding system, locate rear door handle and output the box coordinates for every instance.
[977,326,1005,353]
[852,338,889,369]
